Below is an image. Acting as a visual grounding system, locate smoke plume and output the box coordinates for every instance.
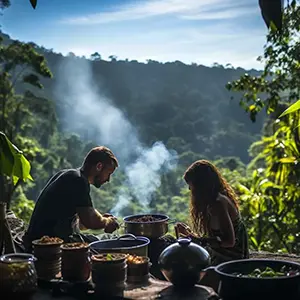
[55,57,177,215]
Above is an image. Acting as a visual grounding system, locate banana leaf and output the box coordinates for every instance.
[0,131,33,185]
[259,0,284,31]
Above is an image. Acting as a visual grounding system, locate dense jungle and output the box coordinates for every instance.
[0,1,299,255]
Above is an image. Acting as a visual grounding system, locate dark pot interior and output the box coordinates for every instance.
[215,259,300,300]
[89,235,150,257]
[91,238,148,249]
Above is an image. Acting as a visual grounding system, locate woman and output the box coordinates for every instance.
[175,160,249,265]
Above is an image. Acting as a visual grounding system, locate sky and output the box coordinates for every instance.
[1,0,269,69]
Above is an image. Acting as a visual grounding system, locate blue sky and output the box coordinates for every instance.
[1,0,268,69]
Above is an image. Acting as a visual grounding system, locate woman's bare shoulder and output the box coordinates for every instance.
[216,193,239,217]
[216,193,230,204]
[211,194,228,211]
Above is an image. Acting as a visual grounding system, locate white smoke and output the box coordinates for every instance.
[55,57,178,215]
[111,141,177,214]
[55,57,143,163]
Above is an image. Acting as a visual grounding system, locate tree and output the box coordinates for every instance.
[238,110,300,253]
[0,0,35,10]
[226,1,299,122]
[226,1,300,253]
[109,55,118,62]
[0,37,53,210]
[0,0,10,9]
[90,52,101,61]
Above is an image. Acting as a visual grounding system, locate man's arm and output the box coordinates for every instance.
[77,207,108,230]
[72,175,119,232]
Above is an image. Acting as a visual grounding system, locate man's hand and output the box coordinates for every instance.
[104,216,120,233]
[103,213,115,218]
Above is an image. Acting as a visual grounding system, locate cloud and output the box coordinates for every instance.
[61,0,258,25]
[181,6,258,20]
[56,21,265,70]
[34,0,265,69]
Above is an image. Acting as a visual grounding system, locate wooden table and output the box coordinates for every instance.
[30,278,219,300]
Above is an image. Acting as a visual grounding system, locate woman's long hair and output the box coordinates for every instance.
[183,160,239,235]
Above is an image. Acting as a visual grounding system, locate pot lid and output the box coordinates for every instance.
[158,238,211,270]
[89,234,150,250]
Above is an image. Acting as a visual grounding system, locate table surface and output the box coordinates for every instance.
[30,277,219,300]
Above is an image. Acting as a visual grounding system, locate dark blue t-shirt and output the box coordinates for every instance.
[24,168,92,244]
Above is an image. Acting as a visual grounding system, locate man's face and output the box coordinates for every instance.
[90,162,116,188]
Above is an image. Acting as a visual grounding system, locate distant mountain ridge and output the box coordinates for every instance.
[0,31,265,163]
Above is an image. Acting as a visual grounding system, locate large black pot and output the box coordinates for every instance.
[123,213,172,239]
[89,234,150,257]
[204,259,300,300]
[158,238,211,288]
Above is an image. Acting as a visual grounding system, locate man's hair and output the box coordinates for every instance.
[82,146,119,170]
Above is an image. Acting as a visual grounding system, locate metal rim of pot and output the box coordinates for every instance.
[123,213,170,223]
[89,234,150,251]
[203,258,300,280]
[32,239,63,247]
[0,253,37,263]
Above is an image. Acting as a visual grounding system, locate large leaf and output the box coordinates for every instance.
[0,131,33,184]
[279,100,300,118]
[259,0,284,31]
[29,0,37,9]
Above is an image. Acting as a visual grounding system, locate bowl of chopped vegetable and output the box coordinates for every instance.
[203,259,300,300]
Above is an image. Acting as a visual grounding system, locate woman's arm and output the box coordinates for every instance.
[175,223,221,247]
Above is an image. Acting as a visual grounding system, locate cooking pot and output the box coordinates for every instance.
[203,259,300,300]
[89,234,150,257]
[123,213,175,239]
[158,238,211,288]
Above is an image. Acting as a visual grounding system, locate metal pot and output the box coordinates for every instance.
[158,238,211,288]
[123,213,173,239]
[0,253,38,295]
[203,259,300,300]
[89,234,150,257]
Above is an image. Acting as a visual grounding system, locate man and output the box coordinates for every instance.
[23,146,120,250]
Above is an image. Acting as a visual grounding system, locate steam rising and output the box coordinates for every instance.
[55,57,177,215]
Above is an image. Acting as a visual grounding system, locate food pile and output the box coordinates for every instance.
[129,215,162,222]
[35,236,63,244]
[233,266,300,278]
[126,255,148,265]
[91,253,126,261]
[61,242,89,249]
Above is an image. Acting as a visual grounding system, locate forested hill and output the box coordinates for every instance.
[1,31,264,163]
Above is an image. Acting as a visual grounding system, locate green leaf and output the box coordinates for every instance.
[250,236,259,248]
[279,100,300,118]
[269,21,278,32]
[279,157,297,163]
[30,0,37,9]
[0,131,33,184]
